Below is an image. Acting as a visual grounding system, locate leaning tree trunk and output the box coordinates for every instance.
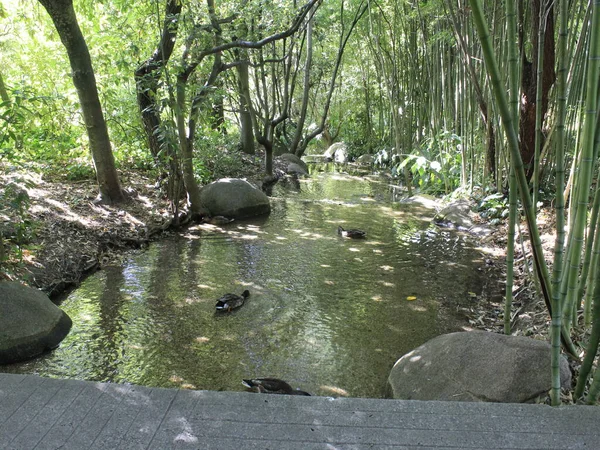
[38,0,124,204]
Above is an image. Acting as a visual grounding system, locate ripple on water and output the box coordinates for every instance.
[2,172,497,397]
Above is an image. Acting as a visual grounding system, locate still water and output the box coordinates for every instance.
[4,172,498,397]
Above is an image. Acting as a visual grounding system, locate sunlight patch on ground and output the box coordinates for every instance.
[349,247,360,252]
[371,295,383,302]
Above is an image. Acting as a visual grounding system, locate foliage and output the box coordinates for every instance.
[393,131,462,194]
[194,131,258,184]
[0,179,34,264]
[475,192,509,224]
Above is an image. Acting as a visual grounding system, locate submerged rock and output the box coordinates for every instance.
[387,331,571,403]
[0,282,72,364]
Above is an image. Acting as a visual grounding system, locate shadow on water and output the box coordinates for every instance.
[4,172,502,398]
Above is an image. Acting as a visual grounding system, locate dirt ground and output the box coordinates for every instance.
[1,170,173,297]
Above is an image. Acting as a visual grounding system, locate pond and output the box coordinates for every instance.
[4,171,500,398]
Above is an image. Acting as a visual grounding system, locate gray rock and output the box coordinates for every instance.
[302,154,330,164]
[334,149,348,163]
[434,201,493,236]
[286,162,308,176]
[401,194,440,210]
[356,154,375,166]
[200,178,271,219]
[278,153,309,174]
[387,331,571,403]
[0,282,72,364]
[324,142,348,163]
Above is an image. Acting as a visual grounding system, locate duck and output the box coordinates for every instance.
[338,225,366,239]
[203,215,234,225]
[242,378,311,396]
[215,290,250,312]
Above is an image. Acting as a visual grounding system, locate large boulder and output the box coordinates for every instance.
[324,142,348,163]
[277,153,309,175]
[356,154,375,166]
[200,178,271,219]
[0,282,72,364]
[387,331,571,403]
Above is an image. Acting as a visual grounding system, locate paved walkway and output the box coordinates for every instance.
[1,373,599,449]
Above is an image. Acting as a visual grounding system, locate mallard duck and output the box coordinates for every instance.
[242,378,311,396]
[203,215,234,225]
[338,226,366,239]
[215,290,250,312]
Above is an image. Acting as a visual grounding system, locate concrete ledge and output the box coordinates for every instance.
[1,373,599,449]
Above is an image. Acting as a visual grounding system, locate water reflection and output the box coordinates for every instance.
[3,172,496,398]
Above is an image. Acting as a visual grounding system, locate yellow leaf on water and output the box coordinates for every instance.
[406,296,417,301]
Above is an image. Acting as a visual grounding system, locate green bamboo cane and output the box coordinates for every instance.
[562,0,600,343]
[581,276,600,403]
[580,95,600,325]
[576,203,600,399]
[550,0,569,406]
[468,0,579,359]
[504,0,519,335]
[468,0,553,315]
[532,1,549,214]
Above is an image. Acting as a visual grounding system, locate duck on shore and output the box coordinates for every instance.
[242,378,311,396]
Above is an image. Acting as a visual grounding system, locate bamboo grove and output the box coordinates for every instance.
[1,0,600,405]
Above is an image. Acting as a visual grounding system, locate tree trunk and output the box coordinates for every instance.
[0,72,9,103]
[134,0,182,163]
[289,14,313,155]
[237,60,256,154]
[38,0,124,203]
[519,0,555,179]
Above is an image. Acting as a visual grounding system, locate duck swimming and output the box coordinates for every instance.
[242,378,311,396]
[215,290,250,312]
[338,226,366,239]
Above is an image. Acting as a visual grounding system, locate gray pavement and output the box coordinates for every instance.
[1,372,599,449]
